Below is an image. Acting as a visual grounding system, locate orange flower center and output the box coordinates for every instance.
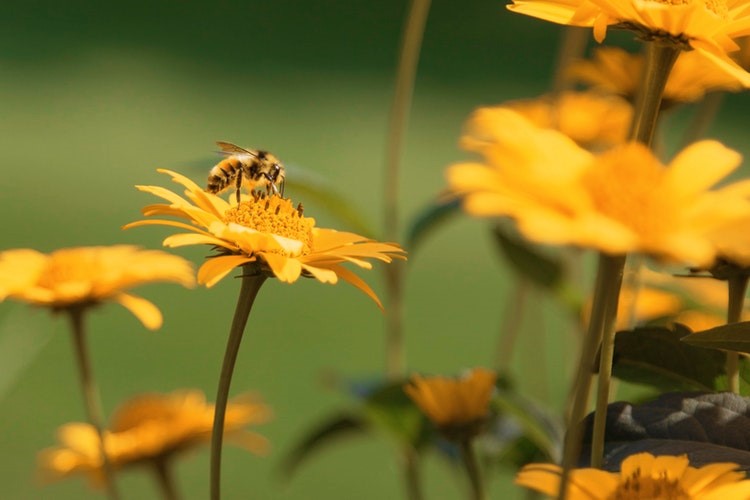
[222,195,315,255]
[582,143,677,239]
[611,469,688,499]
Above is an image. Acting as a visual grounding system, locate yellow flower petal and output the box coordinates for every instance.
[197,255,255,287]
[113,293,163,330]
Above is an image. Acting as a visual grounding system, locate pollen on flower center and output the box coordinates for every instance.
[222,195,315,254]
[613,469,688,499]
[37,250,101,290]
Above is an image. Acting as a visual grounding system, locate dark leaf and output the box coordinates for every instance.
[580,392,750,469]
[610,325,729,392]
[491,227,563,290]
[404,198,461,254]
[279,413,369,478]
[681,321,750,355]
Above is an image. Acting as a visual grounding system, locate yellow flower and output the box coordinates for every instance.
[38,389,271,488]
[404,368,496,438]
[124,170,406,308]
[516,452,750,498]
[0,246,194,329]
[447,107,750,265]
[504,91,633,150]
[507,0,750,86]
[566,47,745,104]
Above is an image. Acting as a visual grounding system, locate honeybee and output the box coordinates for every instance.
[206,141,286,203]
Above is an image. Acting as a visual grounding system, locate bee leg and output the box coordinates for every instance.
[236,169,243,204]
[264,173,280,195]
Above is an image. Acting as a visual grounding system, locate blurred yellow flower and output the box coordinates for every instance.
[504,91,632,150]
[0,246,194,329]
[447,107,750,265]
[124,169,406,308]
[508,0,750,86]
[404,368,496,437]
[567,47,745,104]
[38,389,271,488]
[516,452,750,498]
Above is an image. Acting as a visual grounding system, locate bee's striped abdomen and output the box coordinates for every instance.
[206,157,243,194]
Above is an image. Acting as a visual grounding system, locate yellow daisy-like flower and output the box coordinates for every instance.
[567,47,745,104]
[404,368,496,438]
[507,0,750,86]
[0,246,194,329]
[516,452,750,498]
[504,91,633,150]
[38,389,271,488]
[124,169,406,308]
[447,107,750,265]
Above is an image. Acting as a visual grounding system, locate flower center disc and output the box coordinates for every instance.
[223,196,314,254]
[613,470,689,499]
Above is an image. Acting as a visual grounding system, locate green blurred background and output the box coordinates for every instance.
[1,1,750,498]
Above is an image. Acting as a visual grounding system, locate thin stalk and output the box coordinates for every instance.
[402,446,424,500]
[550,27,590,95]
[210,271,267,500]
[557,254,625,499]
[680,92,724,147]
[726,275,749,393]
[67,307,120,500]
[589,255,627,467]
[459,438,486,500]
[152,458,180,500]
[586,41,680,474]
[494,278,530,372]
[383,0,431,379]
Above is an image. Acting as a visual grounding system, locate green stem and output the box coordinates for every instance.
[383,0,431,379]
[628,42,681,145]
[152,458,180,500]
[402,446,424,500]
[550,27,589,95]
[67,307,120,500]
[589,255,627,468]
[680,92,724,147]
[459,438,485,500]
[726,275,749,393]
[210,270,267,500]
[494,277,530,372]
[557,254,625,499]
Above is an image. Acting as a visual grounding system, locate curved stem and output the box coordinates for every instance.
[152,458,180,500]
[210,270,267,500]
[383,0,431,379]
[459,438,486,500]
[726,275,749,393]
[67,307,120,500]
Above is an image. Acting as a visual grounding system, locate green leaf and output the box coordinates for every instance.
[491,227,563,290]
[681,321,750,354]
[363,380,430,449]
[610,325,729,392]
[279,412,368,479]
[404,198,461,254]
[284,164,376,237]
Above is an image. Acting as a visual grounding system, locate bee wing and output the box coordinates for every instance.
[216,141,258,157]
